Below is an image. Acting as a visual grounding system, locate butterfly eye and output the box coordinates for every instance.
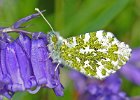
[51,35,58,44]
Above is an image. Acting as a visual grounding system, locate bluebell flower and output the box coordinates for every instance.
[0,12,64,99]
[120,48,140,85]
[70,71,129,100]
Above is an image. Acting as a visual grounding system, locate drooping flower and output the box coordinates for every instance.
[70,70,129,100]
[120,48,140,85]
[0,12,64,99]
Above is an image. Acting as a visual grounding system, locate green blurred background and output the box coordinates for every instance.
[0,0,140,100]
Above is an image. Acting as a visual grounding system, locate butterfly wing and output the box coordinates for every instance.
[59,30,131,79]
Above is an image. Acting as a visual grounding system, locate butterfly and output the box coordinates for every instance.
[35,8,132,79]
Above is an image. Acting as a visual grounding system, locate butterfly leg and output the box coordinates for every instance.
[55,63,60,72]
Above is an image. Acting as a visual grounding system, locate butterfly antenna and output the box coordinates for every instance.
[35,8,55,33]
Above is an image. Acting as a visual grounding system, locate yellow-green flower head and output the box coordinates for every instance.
[48,30,131,79]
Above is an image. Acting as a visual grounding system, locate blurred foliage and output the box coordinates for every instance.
[0,0,140,99]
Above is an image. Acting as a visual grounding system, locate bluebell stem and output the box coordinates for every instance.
[0,12,64,99]
[12,10,45,29]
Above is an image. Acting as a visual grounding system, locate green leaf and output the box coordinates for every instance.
[57,0,130,38]
[82,0,130,32]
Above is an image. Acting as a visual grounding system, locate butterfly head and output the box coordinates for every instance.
[47,31,64,63]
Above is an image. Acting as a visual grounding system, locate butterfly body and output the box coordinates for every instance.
[48,30,131,79]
